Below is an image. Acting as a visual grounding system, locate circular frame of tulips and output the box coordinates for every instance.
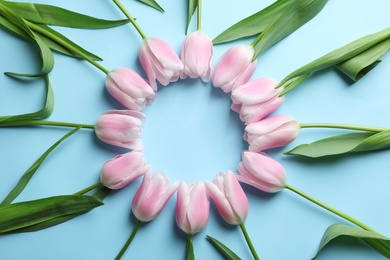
[98,32,298,242]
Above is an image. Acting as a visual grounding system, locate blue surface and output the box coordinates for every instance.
[1,0,390,259]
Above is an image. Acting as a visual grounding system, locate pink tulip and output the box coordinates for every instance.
[212,45,257,93]
[180,31,213,82]
[175,182,210,235]
[239,97,284,125]
[100,151,151,190]
[139,37,184,91]
[205,170,248,225]
[237,151,286,193]
[95,110,145,150]
[106,68,156,111]
[132,171,179,222]
[244,115,300,152]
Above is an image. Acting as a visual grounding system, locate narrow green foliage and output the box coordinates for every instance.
[187,234,195,260]
[0,127,81,206]
[1,1,129,28]
[213,0,292,45]
[186,0,197,34]
[286,130,390,158]
[206,235,242,260]
[0,195,103,233]
[0,76,54,123]
[253,0,328,59]
[313,224,390,259]
[137,0,164,12]
[277,26,390,93]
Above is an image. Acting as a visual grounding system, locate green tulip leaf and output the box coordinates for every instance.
[0,127,81,206]
[277,26,390,92]
[0,76,54,123]
[213,0,292,45]
[186,0,197,34]
[313,224,390,259]
[206,235,242,260]
[285,130,390,158]
[1,1,129,28]
[253,0,328,59]
[6,188,111,233]
[137,0,164,12]
[0,195,103,233]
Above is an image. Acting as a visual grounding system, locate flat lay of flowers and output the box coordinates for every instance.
[1,0,390,259]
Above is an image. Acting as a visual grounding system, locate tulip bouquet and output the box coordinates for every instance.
[0,0,390,259]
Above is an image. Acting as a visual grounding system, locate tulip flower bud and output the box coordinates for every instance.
[237,151,286,193]
[139,37,184,91]
[95,110,145,150]
[180,31,213,82]
[212,45,257,93]
[106,68,156,111]
[175,182,210,235]
[132,171,179,222]
[205,170,248,225]
[244,115,300,152]
[100,151,151,190]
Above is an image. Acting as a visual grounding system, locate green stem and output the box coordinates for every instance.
[250,32,263,49]
[285,184,377,233]
[0,120,95,129]
[187,234,195,260]
[240,222,260,260]
[300,123,388,133]
[112,0,147,39]
[115,220,143,260]
[74,181,102,195]
[197,0,202,31]
[25,21,109,74]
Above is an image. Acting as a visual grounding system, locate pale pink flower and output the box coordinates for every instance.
[106,68,156,111]
[244,115,300,152]
[180,31,213,82]
[100,151,151,190]
[132,171,179,222]
[175,182,210,235]
[212,45,257,93]
[237,151,286,193]
[205,170,248,225]
[139,37,184,91]
[95,110,145,150]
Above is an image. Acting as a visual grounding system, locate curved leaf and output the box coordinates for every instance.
[286,131,390,158]
[1,2,129,28]
[206,235,242,260]
[0,127,81,206]
[137,0,164,12]
[0,195,103,233]
[313,224,390,259]
[0,75,54,123]
[213,0,292,45]
[186,0,197,34]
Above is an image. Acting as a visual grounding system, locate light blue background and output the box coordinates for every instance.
[1,0,390,259]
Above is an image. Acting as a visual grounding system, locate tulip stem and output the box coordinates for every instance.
[240,222,260,260]
[0,120,95,129]
[112,0,147,39]
[187,234,195,260]
[74,181,102,195]
[285,184,377,233]
[197,0,202,31]
[25,20,109,74]
[300,123,388,132]
[115,219,143,260]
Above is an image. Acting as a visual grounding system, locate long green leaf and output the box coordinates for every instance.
[0,195,103,233]
[0,75,54,123]
[212,0,292,45]
[137,0,164,12]
[186,0,197,34]
[313,224,390,259]
[285,131,390,158]
[1,2,129,28]
[0,127,81,206]
[206,235,242,260]
[253,0,328,59]
[336,38,390,81]
[278,26,390,93]
[6,187,112,233]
